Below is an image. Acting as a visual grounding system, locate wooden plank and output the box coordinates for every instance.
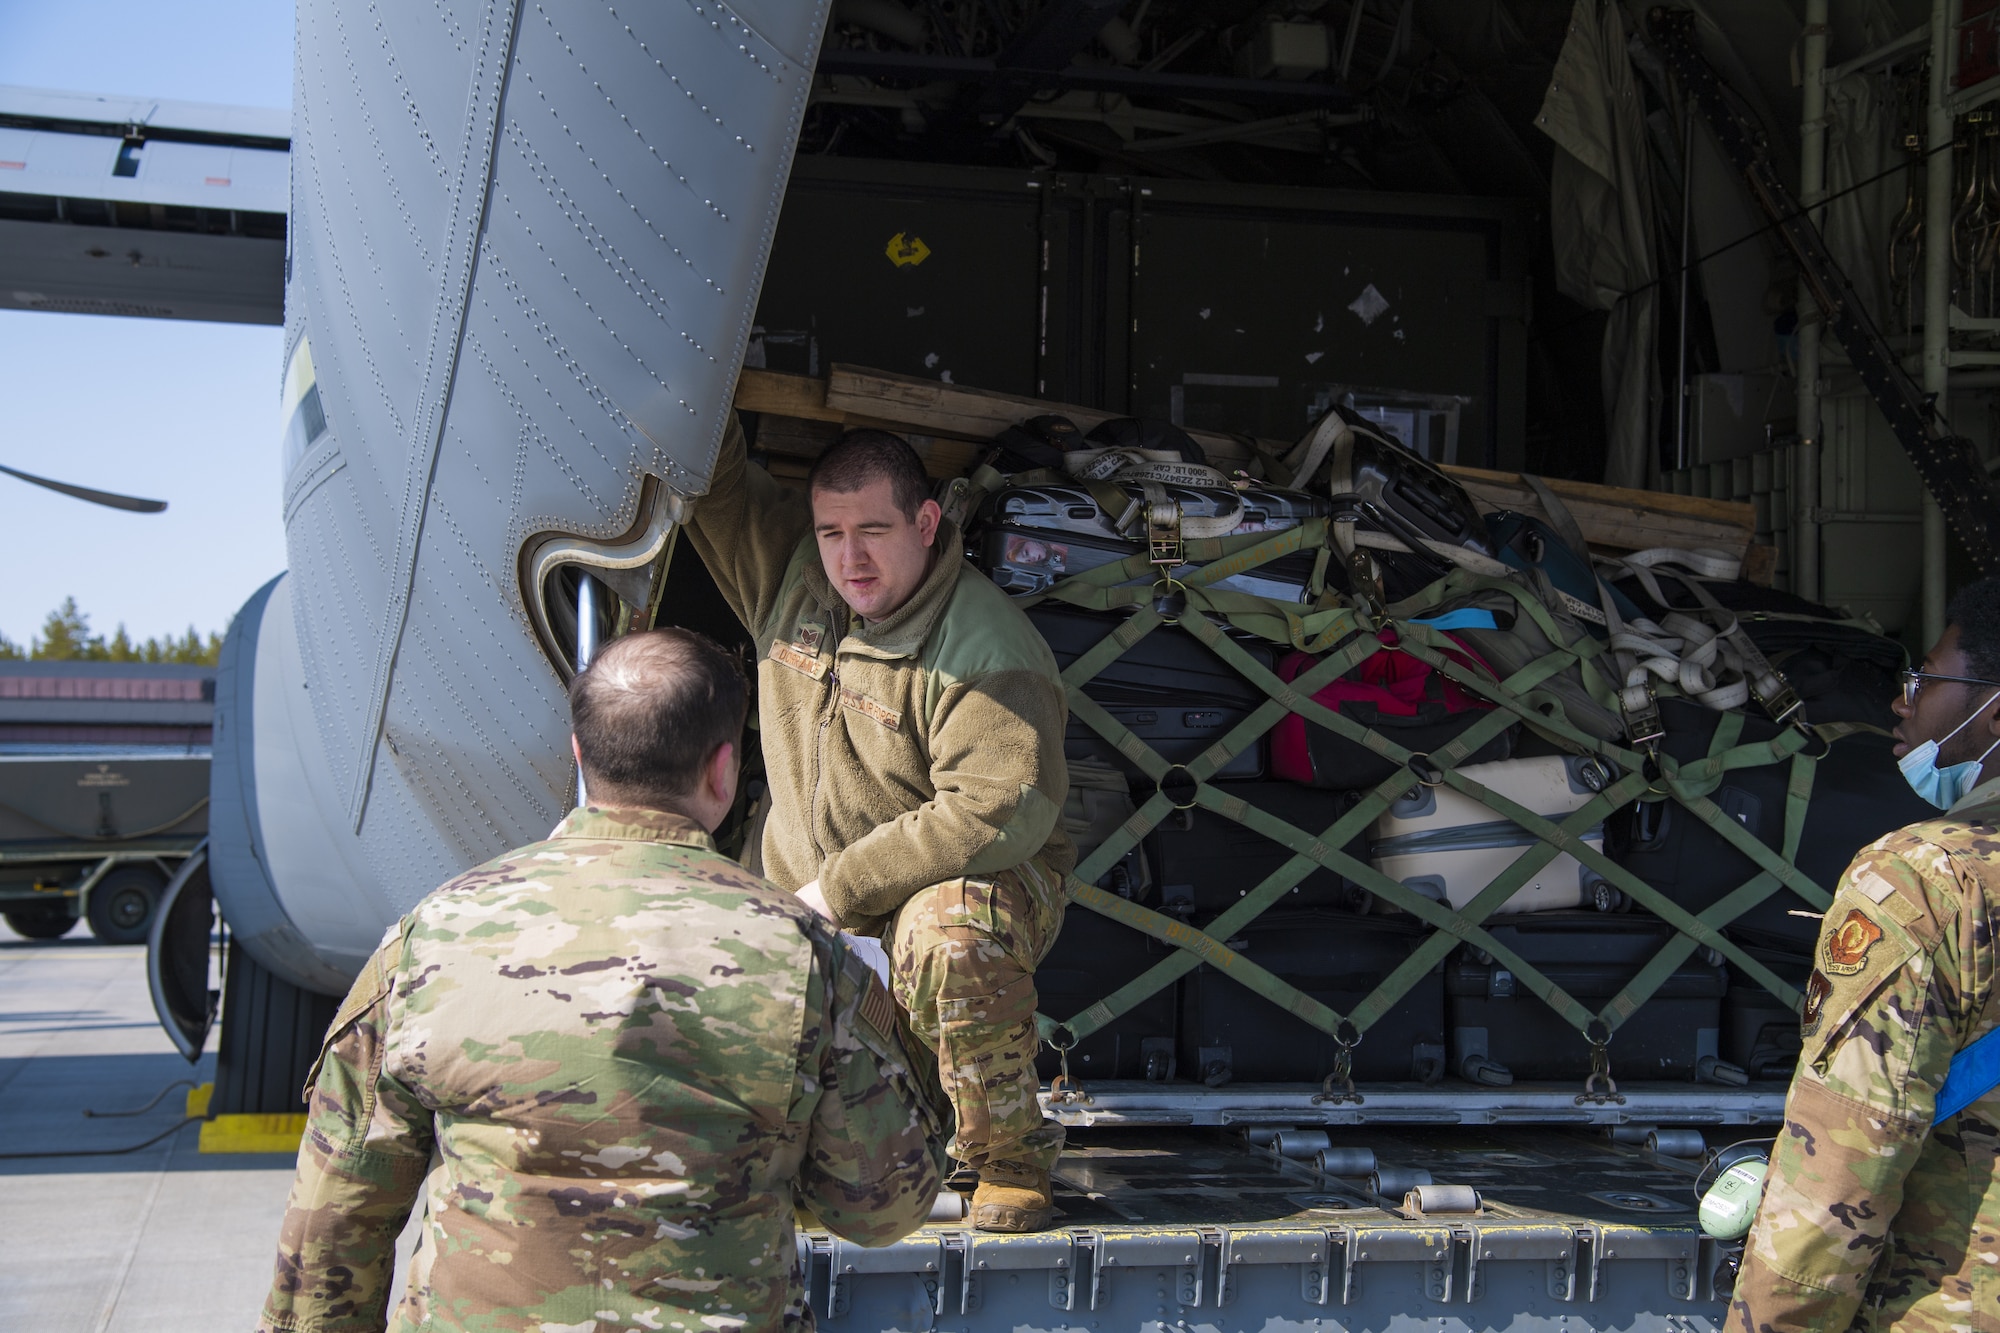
[751,412,842,460]
[736,367,844,422]
[1443,466,1754,557]
[824,364,1125,440]
[736,364,1758,558]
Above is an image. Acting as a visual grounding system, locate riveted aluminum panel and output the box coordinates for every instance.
[256,0,830,985]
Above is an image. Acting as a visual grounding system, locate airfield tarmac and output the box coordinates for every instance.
[0,919,294,1330]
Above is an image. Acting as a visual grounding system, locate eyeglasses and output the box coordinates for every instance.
[1899,669,2000,707]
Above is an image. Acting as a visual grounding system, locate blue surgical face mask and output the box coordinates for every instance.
[1899,690,2000,809]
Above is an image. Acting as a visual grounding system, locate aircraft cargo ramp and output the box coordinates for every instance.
[803,1129,1735,1331]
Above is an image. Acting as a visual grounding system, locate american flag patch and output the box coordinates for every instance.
[859,973,901,1035]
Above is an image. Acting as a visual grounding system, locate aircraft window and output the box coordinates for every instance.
[113,142,144,178]
[282,383,327,471]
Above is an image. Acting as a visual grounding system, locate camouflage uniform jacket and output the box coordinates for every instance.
[1733,781,2000,1332]
[259,806,943,1333]
[683,415,1075,928]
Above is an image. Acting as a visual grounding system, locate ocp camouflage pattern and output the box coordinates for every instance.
[887,857,1067,1172]
[1733,788,2000,1332]
[258,805,944,1333]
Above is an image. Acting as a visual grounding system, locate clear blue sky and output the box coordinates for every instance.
[0,1,293,648]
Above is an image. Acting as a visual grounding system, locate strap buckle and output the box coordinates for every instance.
[1147,497,1184,568]
[1750,670,1805,727]
[1620,681,1667,752]
[1346,549,1384,610]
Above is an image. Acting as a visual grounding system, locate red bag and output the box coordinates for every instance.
[1270,630,1512,789]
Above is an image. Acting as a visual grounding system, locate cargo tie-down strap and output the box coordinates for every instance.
[1020,518,1855,1094]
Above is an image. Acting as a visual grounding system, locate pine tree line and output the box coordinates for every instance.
[0,597,222,665]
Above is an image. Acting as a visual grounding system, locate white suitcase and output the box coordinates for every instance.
[1369,755,1621,915]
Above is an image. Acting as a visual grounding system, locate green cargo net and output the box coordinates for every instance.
[1021,516,1853,1095]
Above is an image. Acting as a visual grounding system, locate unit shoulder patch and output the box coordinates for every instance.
[1824,908,1886,976]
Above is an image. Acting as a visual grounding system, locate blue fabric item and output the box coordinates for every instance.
[1411,609,1500,632]
[1935,1025,2000,1124]
[1484,511,1644,633]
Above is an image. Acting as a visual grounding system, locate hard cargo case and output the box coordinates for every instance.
[1151,782,1366,915]
[983,478,1330,541]
[1033,905,1178,1083]
[1724,949,1809,1081]
[1445,917,1729,1084]
[1611,697,1931,951]
[984,522,1322,602]
[980,480,1327,602]
[1029,602,1275,780]
[1180,912,1446,1085]
[1369,754,1619,915]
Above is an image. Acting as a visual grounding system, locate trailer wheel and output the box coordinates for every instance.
[87,866,166,945]
[4,908,77,940]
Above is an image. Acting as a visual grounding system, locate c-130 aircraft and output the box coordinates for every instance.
[107,1,1766,1326]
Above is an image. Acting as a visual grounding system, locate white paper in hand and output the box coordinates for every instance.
[842,932,893,988]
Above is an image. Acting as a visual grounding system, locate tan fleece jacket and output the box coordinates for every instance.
[684,416,1075,926]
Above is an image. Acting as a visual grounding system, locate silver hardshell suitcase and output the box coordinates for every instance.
[978,481,1329,602]
[1368,755,1621,915]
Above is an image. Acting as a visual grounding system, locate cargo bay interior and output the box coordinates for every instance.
[621,0,1979,1113]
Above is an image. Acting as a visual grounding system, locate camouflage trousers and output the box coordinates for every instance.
[887,856,1067,1173]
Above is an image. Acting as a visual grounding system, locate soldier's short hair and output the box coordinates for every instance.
[807,429,931,520]
[569,627,747,804]
[1950,575,2000,681]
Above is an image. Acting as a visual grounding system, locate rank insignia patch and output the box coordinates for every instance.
[795,621,826,654]
[1824,908,1885,976]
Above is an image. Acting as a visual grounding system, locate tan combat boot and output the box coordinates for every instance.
[971,1159,1054,1232]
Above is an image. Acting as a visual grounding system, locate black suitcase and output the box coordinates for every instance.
[979,481,1329,603]
[1445,916,1727,1083]
[1723,949,1808,1082]
[1179,912,1447,1085]
[1151,783,1368,915]
[1033,906,1179,1083]
[1610,698,1931,950]
[1029,603,1276,780]
[1607,574,1907,730]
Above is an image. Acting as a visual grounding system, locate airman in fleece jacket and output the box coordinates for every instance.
[685,415,1074,1203]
